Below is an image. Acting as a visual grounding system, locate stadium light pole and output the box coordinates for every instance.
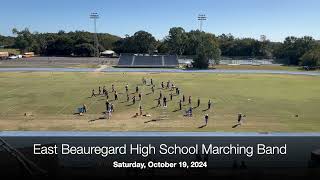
[90,12,100,57]
[197,14,207,32]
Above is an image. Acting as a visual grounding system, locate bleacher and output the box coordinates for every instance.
[164,55,178,66]
[117,55,133,66]
[134,56,162,66]
[117,54,178,68]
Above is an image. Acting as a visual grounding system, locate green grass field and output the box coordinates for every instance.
[213,64,309,71]
[0,72,319,132]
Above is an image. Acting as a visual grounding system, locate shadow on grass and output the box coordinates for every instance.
[144,119,158,123]
[198,124,207,129]
[150,106,158,109]
[88,117,107,123]
[232,123,241,128]
[144,118,168,123]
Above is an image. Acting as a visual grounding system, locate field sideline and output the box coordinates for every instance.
[0,72,319,132]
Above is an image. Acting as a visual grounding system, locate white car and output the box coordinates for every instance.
[8,55,22,59]
[8,55,18,59]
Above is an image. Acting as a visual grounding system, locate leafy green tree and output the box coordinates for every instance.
[98,33,119,50]
[217,33,235,56]
[165,27,188,55]
[46,35,74,56]
[275,36,316,65]
[12,28,35,53]
[74,43,95,57]
[192,31,221,68]
[114,31,156,54]
[113,36,135,53]
[0,35,15,47]
[259,35,273,58]
[300,46,320,67]
[157,40,170,53]
[132,31,157,53]
[10,28,120,56]
[217,34,273,58]
[184,30,203,55]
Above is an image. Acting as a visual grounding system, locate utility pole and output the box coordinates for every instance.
[90,12,100,57]
[197,14,207,32]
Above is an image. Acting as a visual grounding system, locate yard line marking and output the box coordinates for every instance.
[55,88,90,115]
[6,87,22,93]
[1,76,66,117]
[94,65,108,72]
[29,82,70,114]
[0,86,27,104]
[0,86,34,117]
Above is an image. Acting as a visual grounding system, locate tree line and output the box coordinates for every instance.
[1,27,319,68]
[2,28,120,57]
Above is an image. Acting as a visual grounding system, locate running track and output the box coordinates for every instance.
[0,67,320,76]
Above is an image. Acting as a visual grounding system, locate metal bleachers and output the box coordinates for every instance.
[164,55,179,66]
[134,56,162,66]
[117,55,133,66]
[117,54,178,68]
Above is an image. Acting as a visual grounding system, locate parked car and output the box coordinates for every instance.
[8,55,22,59]
[8,55,18,59]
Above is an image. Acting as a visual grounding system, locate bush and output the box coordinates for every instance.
[300,47,320,67]
[74,43,95,57]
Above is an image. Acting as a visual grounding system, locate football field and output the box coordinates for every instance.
[0,71,319,132]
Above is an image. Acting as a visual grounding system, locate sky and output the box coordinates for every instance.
[1,0,319,42]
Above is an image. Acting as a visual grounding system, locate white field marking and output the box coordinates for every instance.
[1,75,60,114]
[0,86,27,104]
[0,105,20,117]
[218,96,229,104]
[28,83,74,114]
[0,85,46,116]
[55,88,92,115]
[85,91,104,112]
[1,82,71,117]
[54,74,102,115]
[0,105,44,119]
[5,86,23,93]
[21,75,68,114]
[0,73,64,114]
[94,65,108,72]
[0,102,36,117]
[3,75,78,116]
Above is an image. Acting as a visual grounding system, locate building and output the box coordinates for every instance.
[100,50,116,57]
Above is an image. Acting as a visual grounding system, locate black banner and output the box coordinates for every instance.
[0,132,320,179]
